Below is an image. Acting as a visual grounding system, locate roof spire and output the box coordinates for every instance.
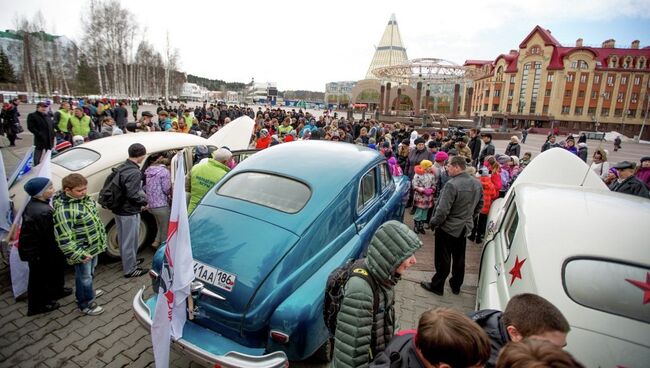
[365,14,408,79]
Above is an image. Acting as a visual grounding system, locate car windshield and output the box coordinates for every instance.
[51,148,100,171]
[217,172,311,213]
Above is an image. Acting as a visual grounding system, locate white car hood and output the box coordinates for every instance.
[206,116,254,151]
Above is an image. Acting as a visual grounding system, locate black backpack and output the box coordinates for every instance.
[324,259,380,347]
[98,167,124,211]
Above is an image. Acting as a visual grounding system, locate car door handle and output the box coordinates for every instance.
[494,263,501,276]
[356,222,367,231]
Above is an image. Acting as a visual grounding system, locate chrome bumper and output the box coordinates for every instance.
[132,287,289,368]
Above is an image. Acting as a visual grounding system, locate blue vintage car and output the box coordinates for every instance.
[133,140,409,367]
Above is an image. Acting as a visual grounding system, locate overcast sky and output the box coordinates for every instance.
[1,0,649,91]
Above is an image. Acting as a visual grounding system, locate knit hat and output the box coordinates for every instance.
[24,177,52,197]
[640,156,650,163]
[414,137,425,145]
[497,154,511,165]
[212,147,232,162]
[260,128,269,137]
[479,167,490,177]
[420,160,433,170]
[434,151,448,162]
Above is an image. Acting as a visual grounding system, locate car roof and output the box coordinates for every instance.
[234,140,381,186]
[207,141,384,234]
[77,132,208,155]
[52,132,209,176]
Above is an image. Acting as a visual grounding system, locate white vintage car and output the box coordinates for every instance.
[476,148,650,367]
[6,116,255,259]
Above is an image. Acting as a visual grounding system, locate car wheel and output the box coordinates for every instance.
[104,213,156,259]
[311,338,333,363]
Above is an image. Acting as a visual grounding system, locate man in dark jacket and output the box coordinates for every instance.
[609,161,650,198]
[27,102,55,166]
[3,98,21,146]
[422,156,483,296]
[478,133,495,165]
[18,177,71,315]
[114,143,149,277]
[332,221,422,368]
[370,308,490,368]
[469,293,571,368]
[468,128,482,168]
[113,101,129,130]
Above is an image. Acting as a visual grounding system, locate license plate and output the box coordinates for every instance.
[193,260,236,292]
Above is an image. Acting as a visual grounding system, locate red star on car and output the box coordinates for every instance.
[625,272,650,305]
[509,256,526,286]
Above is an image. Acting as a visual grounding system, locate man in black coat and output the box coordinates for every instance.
[468,128,482,167]
[2,98,21,146]
[478,133,495,166]
[609,161,650,198]
[18,177,71,316]
[113,143,149,278]
[27,102,55,166]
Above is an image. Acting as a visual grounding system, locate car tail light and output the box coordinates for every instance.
[270,330,290,344]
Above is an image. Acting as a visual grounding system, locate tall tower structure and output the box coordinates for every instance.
[364,14,408,79]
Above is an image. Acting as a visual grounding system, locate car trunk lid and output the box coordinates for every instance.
[188,206,299,343]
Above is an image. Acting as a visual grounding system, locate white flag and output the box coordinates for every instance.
[0,150,13,231]
[7,147,34,188]
[151,153,194,367]
[9,150,52,299]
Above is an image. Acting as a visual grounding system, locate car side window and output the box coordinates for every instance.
[504,203,519,257]
[379,163,392,191]
[357,169,377,212]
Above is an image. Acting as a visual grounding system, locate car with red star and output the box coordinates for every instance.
[476,148,650,367]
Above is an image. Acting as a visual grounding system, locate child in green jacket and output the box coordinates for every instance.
[53,173,107,315]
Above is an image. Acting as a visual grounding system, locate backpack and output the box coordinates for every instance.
[98,167,125,211]
[324,259,380,347]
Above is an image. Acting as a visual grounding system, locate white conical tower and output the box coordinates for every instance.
[365,14,408,79]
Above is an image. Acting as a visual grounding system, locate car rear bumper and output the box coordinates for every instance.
[132,287,288,368]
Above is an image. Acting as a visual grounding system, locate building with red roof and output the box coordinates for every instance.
[464,26,650,140]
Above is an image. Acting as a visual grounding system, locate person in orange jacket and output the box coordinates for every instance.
[256,128,271,149]
[468,167,498,244]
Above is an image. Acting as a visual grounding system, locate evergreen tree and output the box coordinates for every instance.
[0,47,17,83]
[74,54,99,95]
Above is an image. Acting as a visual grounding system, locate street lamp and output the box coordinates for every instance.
[637,93,649,143]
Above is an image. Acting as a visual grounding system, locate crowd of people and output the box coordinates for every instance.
[7,99,650,367]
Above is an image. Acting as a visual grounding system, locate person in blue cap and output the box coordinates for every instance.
[19,177,71,316]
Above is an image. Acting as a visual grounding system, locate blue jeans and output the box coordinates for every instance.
[74,257,98,310]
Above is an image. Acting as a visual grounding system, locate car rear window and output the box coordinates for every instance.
[52,148,100,171]
[216,172,311,213]
[563,258,650,323]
